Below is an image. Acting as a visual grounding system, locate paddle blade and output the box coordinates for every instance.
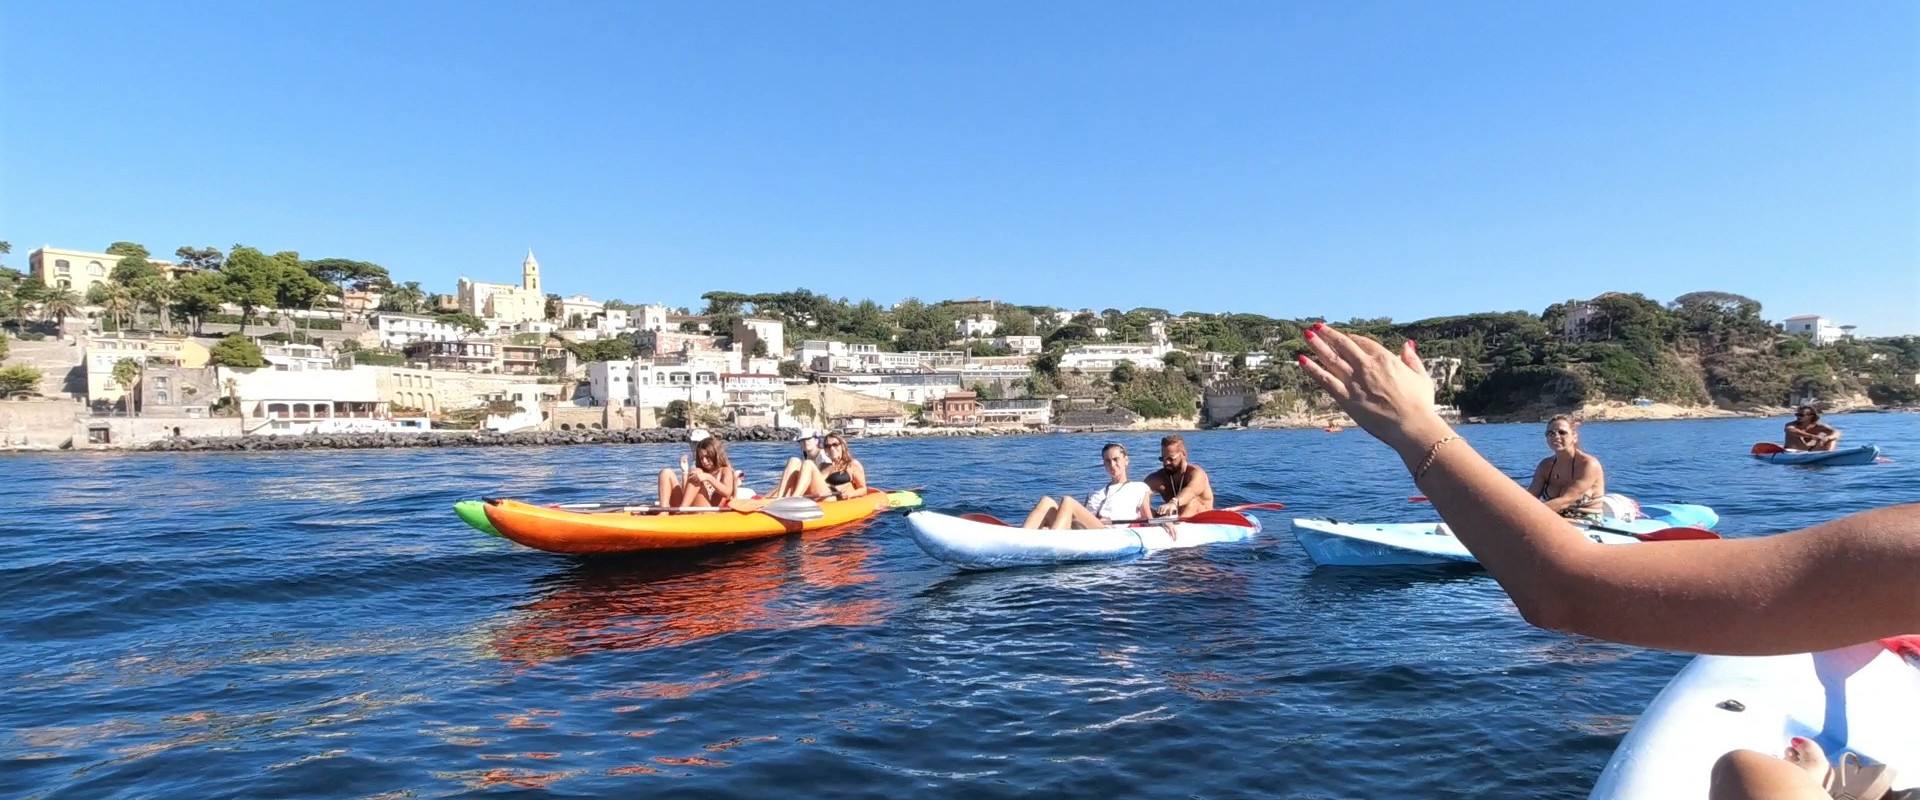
[1180,510,1257,527]
[1409,495,1430,503]
[1634,527,1720,542]
[886,490,924,509]
[960,512,1011,526]
[1222,501,1286,512]
[759,497,826,522]
[1750,442,1786,455]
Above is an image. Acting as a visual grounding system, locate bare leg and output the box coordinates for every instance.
[774,458,806,498]
[1054,495,1105,530]
[658,468,678,507]
[798,460,831,498]
[1709,739,1830,800]
[1022,497,1060,529]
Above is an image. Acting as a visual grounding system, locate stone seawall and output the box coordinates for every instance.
[142,426,796,452]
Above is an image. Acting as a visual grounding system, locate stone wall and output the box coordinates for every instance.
[0,399,83,449]
[71,417,243,449]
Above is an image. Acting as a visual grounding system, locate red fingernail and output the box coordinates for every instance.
[1296,355,1309,365]
[1312,322,1326,331]
[1304,328,1316,340]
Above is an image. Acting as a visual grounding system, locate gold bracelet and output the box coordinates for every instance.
[1415,435,1462,480]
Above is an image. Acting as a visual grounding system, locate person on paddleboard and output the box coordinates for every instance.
[1525,415,1607,520]
[657,434,745,508]
[1144,434,1214,517]
[771,433,868,500]
[1784,406,1842,452]
[1021,442,1155,529]
[1295,321,1918,800]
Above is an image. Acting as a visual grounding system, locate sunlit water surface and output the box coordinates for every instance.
[3,414,1915,798]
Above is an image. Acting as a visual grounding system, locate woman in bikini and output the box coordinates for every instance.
[1525,415,1605,519]
[771,433,868,500]
[1022,442,1155,530]
[657,436,743,508]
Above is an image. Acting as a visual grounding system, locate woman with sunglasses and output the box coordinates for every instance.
[1784,406,1842,452]
[771,433,869,500]
[1525,414,1606,519]
[1021,442,1155,529]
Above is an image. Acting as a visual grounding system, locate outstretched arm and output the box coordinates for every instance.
[1300,323,1920,655]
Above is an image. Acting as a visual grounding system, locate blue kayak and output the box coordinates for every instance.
[1754,444,1881,466]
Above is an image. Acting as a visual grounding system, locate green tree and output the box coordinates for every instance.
[101,283,135,331]
[110,253,159,285]
[1109,361,1136,386]
[209,333,267,368]
[174,245,225,271]
[113,358,141,416]
[0,364,39,396]
[661,399,692,428]
[435,311,487,333]
[379,281,428,314]
[40,287,80,334]
[220,246,282,331]
[105,241,151,259]
[131,274,177,331]
[172,272,228,334]
[0,331,8,360]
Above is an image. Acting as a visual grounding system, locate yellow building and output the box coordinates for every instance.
[28,246,183,295]
[457,250,545,323]
[84,333,212,412]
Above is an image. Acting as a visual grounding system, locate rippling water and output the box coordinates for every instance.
[3,414,1915,799]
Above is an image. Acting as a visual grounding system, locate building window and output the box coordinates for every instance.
[55,259,71,273]
[88,261,106,276]
[156,390,171,405]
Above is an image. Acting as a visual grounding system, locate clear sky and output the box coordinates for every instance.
[2,2,1914,334]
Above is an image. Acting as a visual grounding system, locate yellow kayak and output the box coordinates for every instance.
[480,490,893,554]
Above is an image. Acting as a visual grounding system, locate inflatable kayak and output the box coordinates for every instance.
[1753,444,1882,467]
[1590,639,1919,799]
[454,500,500,537]
[1290,503,1719,568]
[905,509,1261,570]
[480,490,893,554]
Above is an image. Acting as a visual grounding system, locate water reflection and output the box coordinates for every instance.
[487,524,887,665]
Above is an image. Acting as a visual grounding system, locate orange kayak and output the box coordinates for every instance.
[481,490,893,554]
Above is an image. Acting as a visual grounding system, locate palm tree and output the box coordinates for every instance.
[101,285,134,333]
[41,288,81,338]
[132,276,177,332]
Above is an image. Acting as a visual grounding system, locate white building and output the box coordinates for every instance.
[225,366,429,436]
[598,308,630,333]
[814,372,965,405]
[1783,315,1847,346]
[955,314,999,338]
[1147,320,1169,346]
[995,335,1043,355]
[261,343,335,372]
[722,373,787,424]
[483,384,564,433]
[732,317,786,358]
[371,312,466,349]
[1059,343,1171,372]
[558,295,604,328]
[587,360,635,408]
[634,304,672,332]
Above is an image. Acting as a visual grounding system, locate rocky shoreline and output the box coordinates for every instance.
[135,425,1044,452]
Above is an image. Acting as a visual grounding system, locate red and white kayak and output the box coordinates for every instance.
[904,509,1261,570]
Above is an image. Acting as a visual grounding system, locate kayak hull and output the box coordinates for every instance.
[481,491,890,554]
[1290,503,1717,567]
[1590,642,1919,798]
[454,500,501,537]
[905,510,1261,570]
[1754,444,1882,466]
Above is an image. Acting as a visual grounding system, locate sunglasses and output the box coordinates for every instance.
[1546,430,1573,438]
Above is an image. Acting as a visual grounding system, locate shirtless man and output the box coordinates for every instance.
[1143,434,1214,518]
[1784,406,1842,452]
[1525,415,1605,519]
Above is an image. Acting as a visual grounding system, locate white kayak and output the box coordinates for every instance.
[1290,503,1719,567]
[1591,640,1920,798]
[904,509,1261,570]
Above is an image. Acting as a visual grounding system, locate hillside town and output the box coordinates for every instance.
[0,242,1912,451]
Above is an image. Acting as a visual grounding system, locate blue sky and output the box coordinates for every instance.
[2,2,1914,334]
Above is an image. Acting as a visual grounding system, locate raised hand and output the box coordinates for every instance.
[1296,322,1451,457]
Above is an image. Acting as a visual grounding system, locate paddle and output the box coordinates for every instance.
[1405,496,1718,541]
[1751,442,1786,455]
[1220,502,1286,512]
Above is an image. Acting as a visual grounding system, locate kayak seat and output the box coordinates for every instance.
[960,512,1011,527]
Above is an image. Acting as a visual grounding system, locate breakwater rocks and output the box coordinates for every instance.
[143,426,797,452]
[139,425,1033,452]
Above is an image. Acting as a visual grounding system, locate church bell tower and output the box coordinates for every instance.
[522,249,541,293]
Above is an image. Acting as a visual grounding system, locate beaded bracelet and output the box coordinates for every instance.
[1415,434,1462,480]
